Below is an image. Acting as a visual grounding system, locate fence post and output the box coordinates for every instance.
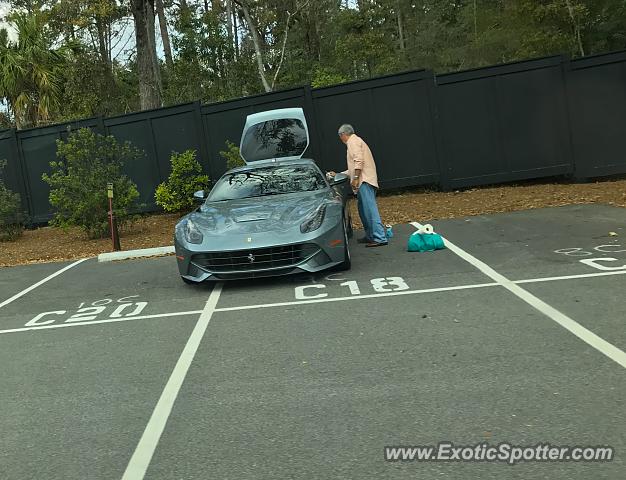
[560,55,585,182]
[96,116,106,136]
[304,85,323,164]
[192,101,213,180]
[1,128,30,221]
[428,74,451,192]
[12,129,36,223]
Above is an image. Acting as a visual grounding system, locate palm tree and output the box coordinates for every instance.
[0,12,72,129]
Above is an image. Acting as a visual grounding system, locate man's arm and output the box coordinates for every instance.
[349,139,364,189]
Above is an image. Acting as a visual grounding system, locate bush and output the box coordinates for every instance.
[0,160,24,241]
[43,128,141,239]
[220,140,245,170]
[155,150,210,212]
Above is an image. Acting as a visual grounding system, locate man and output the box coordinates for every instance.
[328,124,387,247]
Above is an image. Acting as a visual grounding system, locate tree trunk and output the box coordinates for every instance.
[155,0,173,69]
[271,10,293,90]
[95,17,116,110]
[226,0,235,61]
[565,0,585,57]
[147,1,163,99]
[473,0,478,43]
[395,0,405,51]
[233,3,239,59]
[132,0,163,110]
[234,0,271,92]
[96,18,112,71]
[213,1,225,92]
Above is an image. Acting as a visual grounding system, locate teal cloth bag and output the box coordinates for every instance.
[407,232,445,252]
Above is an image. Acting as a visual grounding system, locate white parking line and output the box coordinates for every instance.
[411,222,626,369]
[122,283,223,480]
[515,270,626,284]
[0,259,89,310]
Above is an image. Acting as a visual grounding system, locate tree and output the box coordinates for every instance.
[4,0,626,122]
[0,11,73,129]
[233,0,271,92]
[131,0,162,109]
[155,150,210,212]
[45,0,131,119]
[232,0,311,92]
[43,128,141,238]
[155,0,174,69]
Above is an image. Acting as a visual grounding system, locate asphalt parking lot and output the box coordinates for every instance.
[0,204,624,480]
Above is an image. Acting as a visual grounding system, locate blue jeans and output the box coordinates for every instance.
[357,182,387,243]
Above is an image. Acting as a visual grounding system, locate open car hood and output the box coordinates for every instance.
[239,108,309,164]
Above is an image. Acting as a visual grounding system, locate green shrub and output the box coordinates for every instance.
[220,140,245,170]
[43,128,140,239]
[155,150,210,212]
[0,159,24,241]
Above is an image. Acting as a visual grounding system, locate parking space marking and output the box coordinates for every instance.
[0,310,203,335]
[0,258,88,309]
[122,283,223,480]
[412,222,626,369]
[25,295,150,327]
[220,281,499,312]
[515,269,626,284]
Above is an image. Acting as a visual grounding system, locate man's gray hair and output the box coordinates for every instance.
[338,124,355,135]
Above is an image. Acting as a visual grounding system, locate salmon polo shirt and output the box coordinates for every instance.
[342,134,379,189]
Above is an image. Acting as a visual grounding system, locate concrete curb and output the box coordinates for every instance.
[98,246,175,263]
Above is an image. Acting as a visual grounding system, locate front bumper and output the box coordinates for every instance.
[175,221,346,282]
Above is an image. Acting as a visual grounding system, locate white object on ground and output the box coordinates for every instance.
[416,223,434,234]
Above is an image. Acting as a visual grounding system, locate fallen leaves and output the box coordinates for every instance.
[2,178,625,267]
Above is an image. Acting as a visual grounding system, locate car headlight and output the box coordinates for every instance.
[300,205,327,233]
[184,219,204,244]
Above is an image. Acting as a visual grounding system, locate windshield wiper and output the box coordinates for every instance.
[248,191,285,197]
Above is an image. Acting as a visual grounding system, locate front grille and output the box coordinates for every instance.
[192,243,319,272]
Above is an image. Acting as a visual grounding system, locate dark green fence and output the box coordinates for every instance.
[2,50,626,224]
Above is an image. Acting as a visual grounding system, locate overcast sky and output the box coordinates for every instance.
[0,3,15,40]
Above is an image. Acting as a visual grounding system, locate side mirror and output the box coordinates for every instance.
[329,172,349,186]
[193,190,206,203]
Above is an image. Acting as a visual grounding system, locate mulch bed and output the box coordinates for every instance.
[2,178,625,268]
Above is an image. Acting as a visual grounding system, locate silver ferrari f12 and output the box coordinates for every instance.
[174,107,352,283]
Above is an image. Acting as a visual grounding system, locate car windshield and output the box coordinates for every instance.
[207,165,327,201]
